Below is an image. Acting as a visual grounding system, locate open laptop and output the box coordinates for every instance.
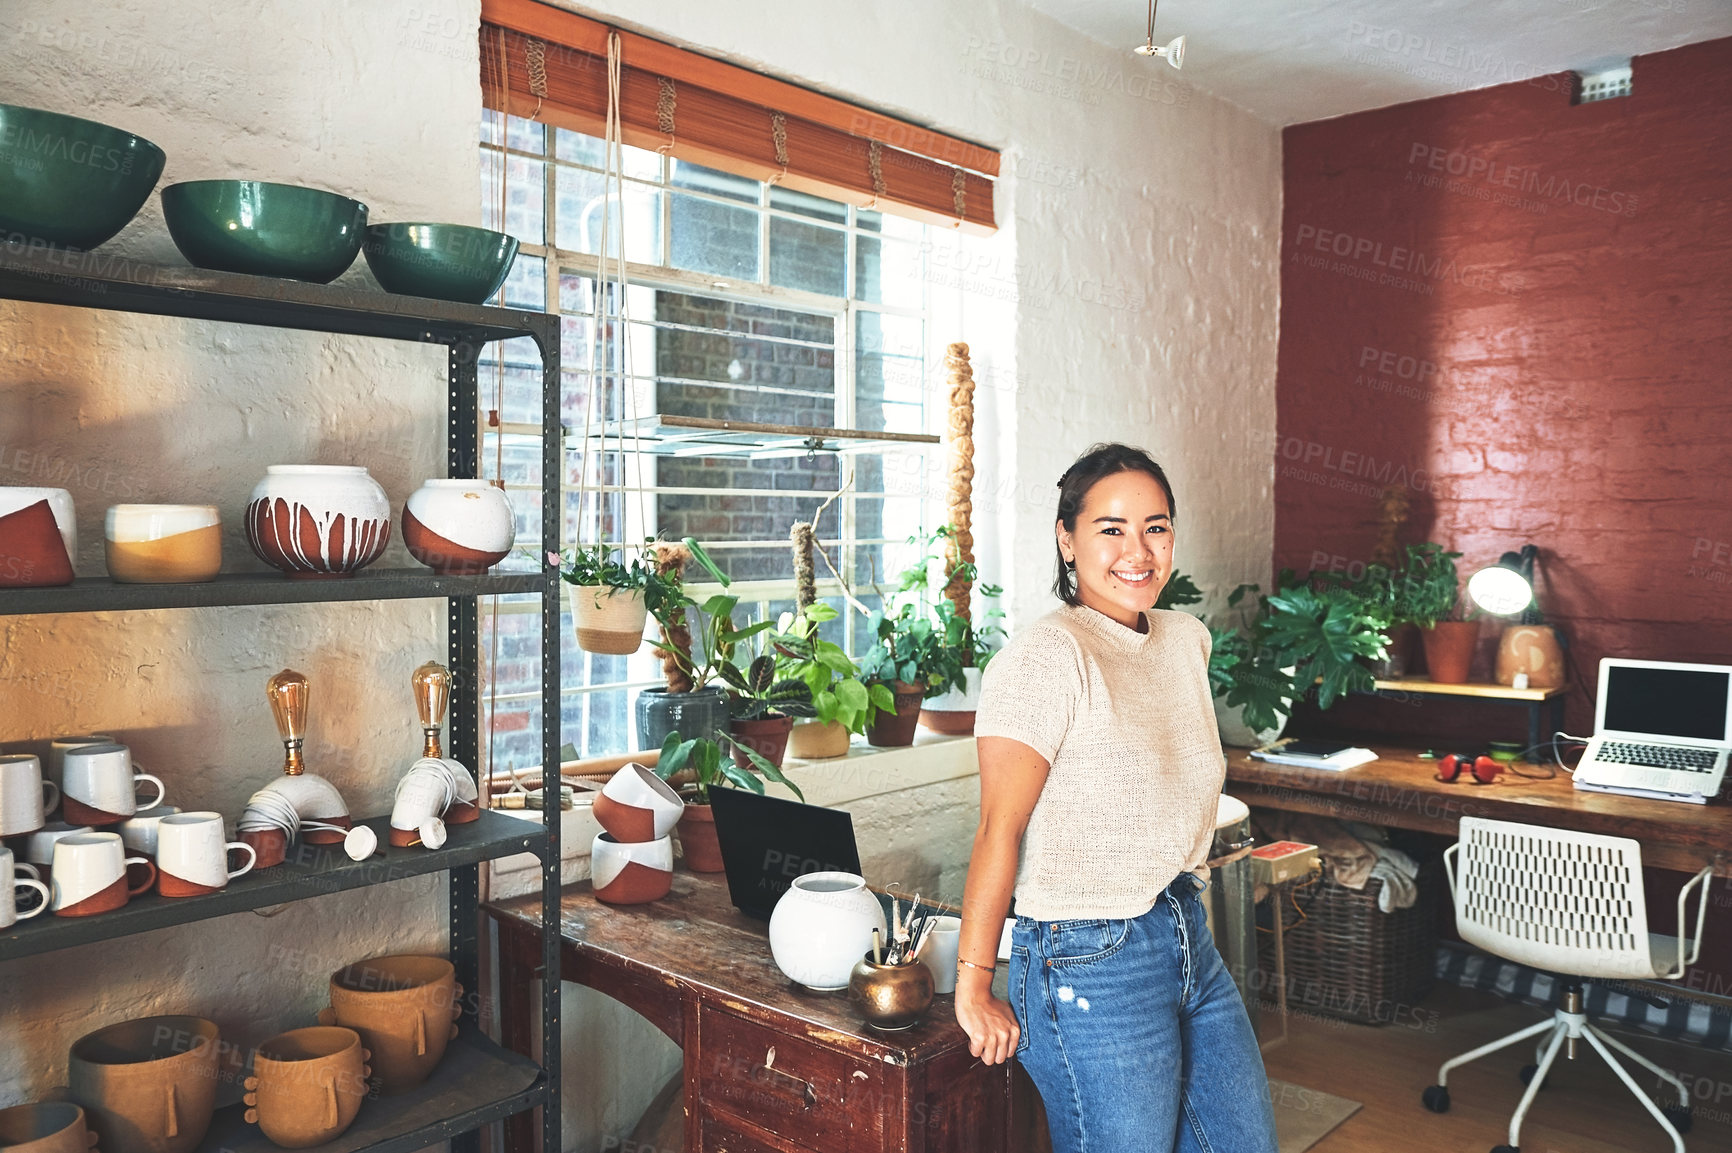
[707,787,864,919]
[1574,658,1732,804]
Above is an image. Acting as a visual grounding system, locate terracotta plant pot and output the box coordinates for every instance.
[1495,624,1565,689]
[569,584,648,655]
[244,1027,369,1149]
[244,465,390,579]
[591,832,674,904]
[592,762,684,843]
[729,715,795,770]
[1421,621,1481,685]
[787,719,851,760]
[917,708,976,736]
[402,479,515,575]
[0,487,77,588]
[676,803,725,872]
[865,681,924,748]
[1372,623,1418,679]
[0,1102,98,1153]
[324,954,461,1095]
[919,668,981,735]
[68,1016,219,1153]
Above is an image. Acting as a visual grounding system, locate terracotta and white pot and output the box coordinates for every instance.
[402,479,514,575]
[0,486,76,587]
[569,584,648,654]
[787,719,851,759]
[767,871,889,992]
[591,832,674,904]
[592,762,684,843]
[104,505,221,584]
[68,1015,220,1153]
[244,465,390,579]
[920,667,981,735]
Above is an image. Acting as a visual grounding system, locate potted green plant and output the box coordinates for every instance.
[917,527,1006,735]
[768,602,898,759]
[637,538,774,751]
[857,604,945,747]
[654,729,805,871]
[1397,544,1479,684]
[552,539,676,655]
[720,652,816,770]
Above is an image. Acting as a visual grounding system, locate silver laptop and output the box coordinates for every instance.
[1574,658,1732,804]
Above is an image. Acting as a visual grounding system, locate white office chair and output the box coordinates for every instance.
[1421,816,1714,1153]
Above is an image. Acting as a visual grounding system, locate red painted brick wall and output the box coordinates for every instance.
[1275,37,1732,993]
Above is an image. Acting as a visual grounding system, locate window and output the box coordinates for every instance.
[477,112,937,769]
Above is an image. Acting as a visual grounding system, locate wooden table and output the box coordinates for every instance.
[1225,744,1731,876]
[486,873,1047,1153]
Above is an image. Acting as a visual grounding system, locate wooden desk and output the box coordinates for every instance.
[486,873,1046,1153]
[1225,745,1730,876]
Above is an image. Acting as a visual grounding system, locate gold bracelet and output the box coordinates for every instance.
[957,958,996,974]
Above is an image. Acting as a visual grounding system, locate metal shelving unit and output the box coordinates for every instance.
[0,246,563,1153]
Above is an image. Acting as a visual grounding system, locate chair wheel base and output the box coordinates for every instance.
[1422,1085,1450,1113]
[1663,1104,1692,1135]
[1519,1063,1545,1087]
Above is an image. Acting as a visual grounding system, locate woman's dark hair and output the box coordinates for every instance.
[1053,443,1177,605]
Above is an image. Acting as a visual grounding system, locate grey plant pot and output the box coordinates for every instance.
[636,686,730,752]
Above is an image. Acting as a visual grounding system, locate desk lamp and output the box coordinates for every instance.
[1467,545,1565,688]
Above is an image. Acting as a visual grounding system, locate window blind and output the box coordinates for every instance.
[479,0,998,233]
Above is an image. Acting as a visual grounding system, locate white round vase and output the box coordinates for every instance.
[767,871,888,991]
[402,479,515,575]
[245,465,390,578]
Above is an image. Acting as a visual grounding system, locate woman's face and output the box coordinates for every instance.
[1057,470,1175,627]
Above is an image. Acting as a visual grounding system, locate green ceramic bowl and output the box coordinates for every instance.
[0,104,166,249]
[161,180,367,282]
[362,222,519,304]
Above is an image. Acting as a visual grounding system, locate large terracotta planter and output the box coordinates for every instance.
[865,681,924,748]
[1495,624,1565,689]
[1421,621,1481,684]
[676,803,725,872]
[402,479,514,575]
[323,954,460,1095]
[787,719,851,759]
[68,1016,219,1153]
[244,1027,369,1149]
[569,585,649,654]
[244,465,390,579]
[729,715,795,770]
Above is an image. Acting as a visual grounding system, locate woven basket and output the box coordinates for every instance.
[1255,857,1440,1026]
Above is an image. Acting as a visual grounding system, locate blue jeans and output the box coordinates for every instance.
[1009,875,1279,1153]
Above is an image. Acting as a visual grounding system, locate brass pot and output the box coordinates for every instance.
[849,952,934,1031]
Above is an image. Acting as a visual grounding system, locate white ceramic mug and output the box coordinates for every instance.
[156,812,256,897]
[49,831,155,916]
[47,734,115,791]
[118,804,184,858]
[22,822,93,882]
[0,845,51,928]
[922,914,963,995]
[60,743,164,822]
[0,753,60,836]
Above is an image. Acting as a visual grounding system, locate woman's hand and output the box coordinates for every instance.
[955,971,1020,1065]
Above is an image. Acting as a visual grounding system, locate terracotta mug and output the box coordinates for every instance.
[1,845,51,928]
[244,1026,370,1148]
[68,1016,219,1153]
[50,832,156,917]
[154,812,256,897]
[60,744,165,827]
[0,753,60,836]
[321,954,461,1094]
[0,1101,99,1153]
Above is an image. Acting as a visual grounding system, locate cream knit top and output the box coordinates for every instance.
[974,604,1225,921]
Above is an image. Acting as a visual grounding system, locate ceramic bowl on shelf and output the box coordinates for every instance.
[244,465,390,579]
[401,479,514,574]
[362,223,519,304]
[0,486,77,587]
[160,180,367,283]
[104,504,221,583]
[0,104,166,250]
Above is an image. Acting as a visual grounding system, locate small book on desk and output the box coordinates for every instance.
[1249,739,1379,770]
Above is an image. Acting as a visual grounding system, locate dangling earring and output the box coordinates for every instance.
[1064,557,1076,570]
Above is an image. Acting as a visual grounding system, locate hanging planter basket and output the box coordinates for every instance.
[568,584,648,655]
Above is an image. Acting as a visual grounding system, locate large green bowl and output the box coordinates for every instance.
[362,223,520,304]
[0,104,166,249]
[161,180,367,282]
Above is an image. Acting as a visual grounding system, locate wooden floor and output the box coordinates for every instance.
[1260,983,1732,1152]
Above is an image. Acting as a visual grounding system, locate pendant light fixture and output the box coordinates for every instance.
[1133,0,1186,69]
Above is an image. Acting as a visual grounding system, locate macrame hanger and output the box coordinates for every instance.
[767,111,789,186]
[866,140,886,211]
[524,37,548,120]
[655,76,677,157]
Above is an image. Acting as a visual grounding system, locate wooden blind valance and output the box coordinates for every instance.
[479,0,997,233]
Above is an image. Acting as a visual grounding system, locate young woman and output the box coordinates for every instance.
[954,443,1278,1153]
